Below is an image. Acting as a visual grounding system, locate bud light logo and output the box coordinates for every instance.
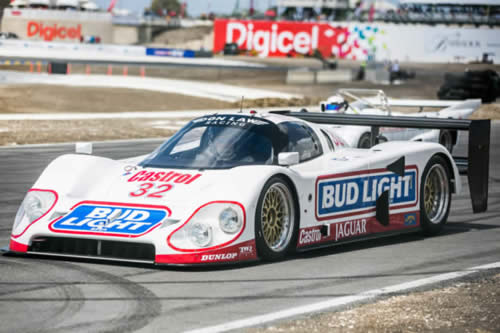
[317,168,417,220]
[51,203,169,236]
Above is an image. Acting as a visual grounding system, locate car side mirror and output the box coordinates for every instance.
[75,142,93,155]
[278,152,299,166]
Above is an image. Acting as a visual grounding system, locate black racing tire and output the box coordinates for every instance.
[420,155,452,236]
[357,132,372,148]
[255,176,299,261]
[439,130,454,153]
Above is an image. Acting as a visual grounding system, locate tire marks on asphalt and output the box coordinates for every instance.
[0,258,161,333]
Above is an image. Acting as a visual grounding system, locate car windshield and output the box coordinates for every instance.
[141,115,284,169]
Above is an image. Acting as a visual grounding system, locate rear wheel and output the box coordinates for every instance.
[358,132,372,148]
[420,155,452,236]
[255,176,298,261]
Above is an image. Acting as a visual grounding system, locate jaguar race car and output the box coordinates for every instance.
[320,89,481,151]
[7,110,490,265]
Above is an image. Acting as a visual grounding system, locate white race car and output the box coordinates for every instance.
[7,110,489,265]
[320,89,481,152]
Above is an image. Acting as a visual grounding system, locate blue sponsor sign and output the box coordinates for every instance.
[51,204,167,235]
[317,169,417,218]
[146,47,195,58]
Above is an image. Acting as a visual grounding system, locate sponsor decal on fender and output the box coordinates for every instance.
[156,240,257,264]
[317,167,418,220]
[201,253,237,261]
[27,21,82,41]
[298,228,323,246]
[404,213,417,226]
[50,202,169,236]
[127,170,201,184]
[239,245,254,256]
[334,219,367,241]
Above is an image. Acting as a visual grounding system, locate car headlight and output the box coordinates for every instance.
[219,207,242,234]
[188,222,213,247]
[168,201,245,251]
[12,190,57,237]
[25,193,45,222]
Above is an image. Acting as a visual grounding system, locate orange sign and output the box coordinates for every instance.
[27,21,82,41]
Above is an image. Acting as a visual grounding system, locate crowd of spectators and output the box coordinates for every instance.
[276,3,500,26]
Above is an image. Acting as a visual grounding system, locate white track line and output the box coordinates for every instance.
[184,261,500,333]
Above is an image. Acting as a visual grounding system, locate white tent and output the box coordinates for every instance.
[9,0,29,7]
[27,0,51,6]
[81,1,99,11]
[55,0,79,7]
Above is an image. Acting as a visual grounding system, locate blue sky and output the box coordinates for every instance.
[94,0,277,17]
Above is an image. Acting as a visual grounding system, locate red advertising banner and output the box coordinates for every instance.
[214,19,362,58]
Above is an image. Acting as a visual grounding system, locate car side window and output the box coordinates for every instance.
[321,129,335,151]
[278,121,323,162]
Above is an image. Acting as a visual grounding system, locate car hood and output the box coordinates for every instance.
[33,154,271,220]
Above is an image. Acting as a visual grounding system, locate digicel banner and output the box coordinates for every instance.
[27,21,82,42]
[214,19,351,58]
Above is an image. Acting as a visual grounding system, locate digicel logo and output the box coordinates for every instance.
[27,21,82,41]
[226,22,319,56]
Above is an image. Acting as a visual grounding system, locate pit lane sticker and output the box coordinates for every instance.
[317,167,417,220]
[50,202,169,236]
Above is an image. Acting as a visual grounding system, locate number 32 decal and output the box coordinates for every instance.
[130,183,173,198]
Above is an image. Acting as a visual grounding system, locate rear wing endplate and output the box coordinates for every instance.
[272,111,490,213]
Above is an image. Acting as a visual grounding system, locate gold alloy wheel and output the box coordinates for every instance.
[261,183,294,252]
[424,164,450,224]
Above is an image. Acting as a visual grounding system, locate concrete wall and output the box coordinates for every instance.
[1,8,113,43]
[112,25,139,45]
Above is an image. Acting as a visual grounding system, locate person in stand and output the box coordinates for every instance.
[389,60,400,84]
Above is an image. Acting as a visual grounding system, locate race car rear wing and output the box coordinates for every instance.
[271,111,490,214]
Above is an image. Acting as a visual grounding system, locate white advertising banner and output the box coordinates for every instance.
[367,24,500,63]
[214,19,500,63]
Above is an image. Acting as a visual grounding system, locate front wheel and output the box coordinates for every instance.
[420,155,452,236]
[255,176,298,261]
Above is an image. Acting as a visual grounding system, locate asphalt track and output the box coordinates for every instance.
[0,124,499,333]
